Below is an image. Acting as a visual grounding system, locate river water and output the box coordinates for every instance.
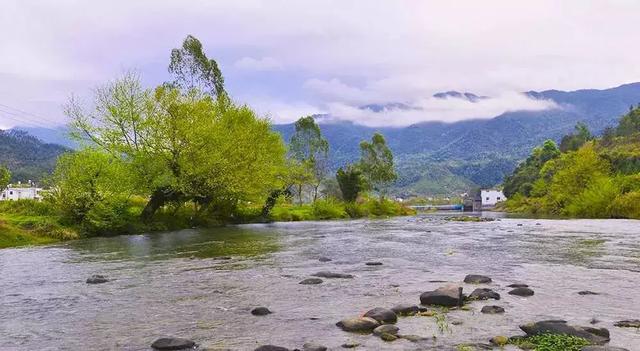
[1,214,640,350]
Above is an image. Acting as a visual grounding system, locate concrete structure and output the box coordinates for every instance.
[0,186,43,201]
[481,189,506,207]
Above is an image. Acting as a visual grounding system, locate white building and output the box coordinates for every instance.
[481,189,506,207]
[0,186,43,201]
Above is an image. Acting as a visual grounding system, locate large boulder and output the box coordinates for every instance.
[373,324,399,336]
[468,288,500,300]
[336,317,380,333]
[420,286,465,307]
[251,307,272,316]
[509,287,535,296]
[464,274,492,284]
[151,337,196,350]
[364,307,397,324]
[520,320,610,345]
[312,271,353,279]
[481,305,505,314]
[390,303,419,316]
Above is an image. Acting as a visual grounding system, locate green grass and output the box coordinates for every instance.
[269,197,414,222]
[509,333,591,351]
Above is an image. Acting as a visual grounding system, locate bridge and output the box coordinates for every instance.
[408,204,464,211]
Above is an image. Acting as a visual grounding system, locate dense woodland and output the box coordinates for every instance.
[503,105,640,218]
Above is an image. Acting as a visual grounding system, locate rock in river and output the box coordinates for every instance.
[614,319,640,328]
[373,324,399,336]
[469,288,500,300]
[464,274,492,284]
[507,283,529,288]
[312,271,353,279]
[86,275,109,284]
[364,307,398,324]
[299,278,323,285]
[151,337,196,350]
[302,342,327,351]
[251,307,272,316]
[581,347,630,351]
[420,286,465,307]
[255,346,289,351]
[365,261,383,266]
[390,303,419,316]
[578,290,600,295]
[520,320,610,345]
[481,305,505,314]
[318,256,332,262]
[508,287,535,296]
[336,317,380,333]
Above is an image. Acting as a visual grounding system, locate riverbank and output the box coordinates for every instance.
[0,198,414,249]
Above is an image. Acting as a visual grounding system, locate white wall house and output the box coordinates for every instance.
[0,186,43,201]
[481,189,506,207]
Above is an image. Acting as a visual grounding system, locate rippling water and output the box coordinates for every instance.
[1,214,640,350]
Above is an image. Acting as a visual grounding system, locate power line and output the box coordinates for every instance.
[0,102,63,125]
[0,108,55,128]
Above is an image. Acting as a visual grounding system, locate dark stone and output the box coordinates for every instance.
[614,319,640,328]
[517,223,523,226]
[312,271,353,279]
[520,320,610,345]
[373,324,399,336]
[463,274,492,284]
[469,288,500,300]
[578,290,600,295]
[365,261,383,266]
[151,337,196,350]
[302,343,327,351]
[336,317,380,333]
[581,347,630,351]
[255,346,289,351]
[251,307,272,316]
[507,283,529,288]
[86,275,109,284]
[364,307,397,324]
[508,287,534,296]
[299,278,323,285]
[341,342,360,348]
[481,305,505,314]
[318,256,332,262]
[380,333,398,341]
[420,286,465,307]
[390,303,419,316]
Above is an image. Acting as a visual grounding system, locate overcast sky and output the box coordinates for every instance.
[2,0,640,128]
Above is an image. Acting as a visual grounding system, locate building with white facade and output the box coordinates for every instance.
[481,189,506,207]
[0,186,43,201]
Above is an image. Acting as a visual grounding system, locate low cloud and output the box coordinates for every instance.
[316,92,559,127]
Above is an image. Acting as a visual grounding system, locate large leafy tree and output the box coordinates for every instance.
[64,36,286,222]
[358,132,397,198]
[559,122,593,153]
[289,116,329,202]
[503,139,560,197]
[0,165,10,190]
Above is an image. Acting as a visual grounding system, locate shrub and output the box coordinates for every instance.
[311,199,347,219]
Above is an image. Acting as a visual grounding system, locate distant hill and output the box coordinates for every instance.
[11,82,640,196]
[0,130,69,183]
[275,83,640,196]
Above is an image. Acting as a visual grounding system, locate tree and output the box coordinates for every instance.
[616,105,640,136]
[358,132,397,198]
[168,35,227,101]
[0,165,10,190]
[559,122,593,153]
[503,139,560,197]
[289,116,329,202]
[336,165,365,202]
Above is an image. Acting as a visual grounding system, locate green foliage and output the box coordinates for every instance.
[0,164,10,189]
[336,165,365,202]
[311,198,347,219]
[289,116,329,201]
[359,132,397,197]
[503,139,560,198]
[509,333,591,351]
[559,122,593,152]
[169,34,226,100]
[616,104,640,136]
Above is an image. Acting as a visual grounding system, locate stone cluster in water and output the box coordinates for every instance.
[87,262,633,350]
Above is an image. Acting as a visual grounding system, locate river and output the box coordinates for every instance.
[1,214,639,350]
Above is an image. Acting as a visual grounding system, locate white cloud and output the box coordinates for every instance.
[234,57,283,71]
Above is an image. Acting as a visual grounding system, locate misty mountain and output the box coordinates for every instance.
[0,129,69,183]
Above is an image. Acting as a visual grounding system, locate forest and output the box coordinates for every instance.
[503,105,640,218]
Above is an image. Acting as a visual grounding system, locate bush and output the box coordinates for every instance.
[311,199,347,219]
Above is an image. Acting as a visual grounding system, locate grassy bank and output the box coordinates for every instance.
[0,197,414,249]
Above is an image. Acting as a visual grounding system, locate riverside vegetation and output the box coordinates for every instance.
[0,35,411,249]
[502,105,640,219]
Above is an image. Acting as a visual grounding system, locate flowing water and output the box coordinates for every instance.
[1,214,640,350]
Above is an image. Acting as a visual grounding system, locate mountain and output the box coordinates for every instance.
[275,82,640,196]
[0,130,69,182]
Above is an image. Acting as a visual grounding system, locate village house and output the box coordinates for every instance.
[481,189,506,208]
[0,183,43,201]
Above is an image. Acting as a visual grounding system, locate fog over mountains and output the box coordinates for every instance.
[10,82,640,195]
